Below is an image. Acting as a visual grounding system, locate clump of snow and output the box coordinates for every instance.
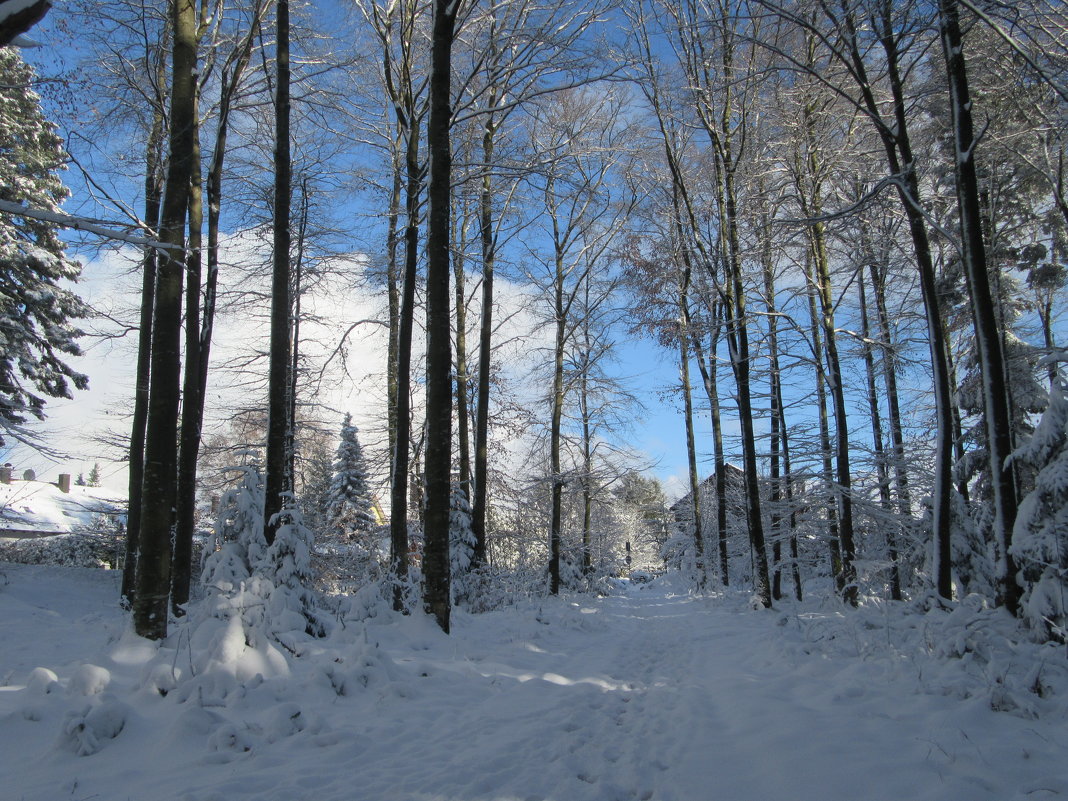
[773,592,1068,720]
[60,695,129,756]
[69,663,110,696]
[25,666,60,694]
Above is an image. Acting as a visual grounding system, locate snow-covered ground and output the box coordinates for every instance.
[0,479,125,536]
[1,563,1066,801]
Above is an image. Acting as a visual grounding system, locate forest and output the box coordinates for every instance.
[2,0,1067,648]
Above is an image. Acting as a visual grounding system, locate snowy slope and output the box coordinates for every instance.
[0,480,125,536]
[0,563,1066,801]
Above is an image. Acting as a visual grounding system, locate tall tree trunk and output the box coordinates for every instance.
[692,327,727,586]
[720,210,771,607]
[472,114,499,566]
[689,294,728,586]
[387,148,403,464]
[781,405,803,601]
[288,179,310,488]
[423,0,457,633]
[121,92,166,607]
[580,344,593,575]
[171,86,203,615]
[390,125,419,611]
[938,0,1021,613]
[549,214,566,595]
[700,2,771,606]
[869,261,913,520]
[133,0,197,639]
[852,3,956,601]
[677,253,706,584]
[812,220,857,604]
[453,203,472,504]
[792,106,855,602]
[859,265,901,600]
[801,248,842,589]
[760,213,784,601]
[198,40,255,443]
[263,0,292,545]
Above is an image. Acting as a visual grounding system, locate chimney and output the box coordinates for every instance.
[57,473,71,493]
[0,465,11,484]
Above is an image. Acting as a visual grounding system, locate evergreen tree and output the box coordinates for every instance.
[449,485,476,606]
[326,414,375,538]
[1010,364,1068,641]
[209,459,267,571]
[0,49,88,445]
[297,428,335,535]
[87,462,100,487]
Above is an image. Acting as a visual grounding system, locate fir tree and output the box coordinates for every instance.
[326,414,375,538]
[0,49,88,444]
[87,462,100,487]
[449,485,476,606]
[1010,363,1068,641]
[297,429,335,535]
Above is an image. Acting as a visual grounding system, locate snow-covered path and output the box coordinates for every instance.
[2,565,1066,801]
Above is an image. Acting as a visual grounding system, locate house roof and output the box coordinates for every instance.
[669,464,745,512]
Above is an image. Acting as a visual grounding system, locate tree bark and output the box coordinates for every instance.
[423,0,457,633]
[869,261,913,522]
[859,264,901,600]
[549,198,566,595]
[263,0,292,546]
[679,315,704,585]
[696,0,771,606]
[938,0,1021,613]
[132,0,197,639]
[802,246,842,588]
[171,84,203,615]
[760,210,784,601]
[453,200,472,505]
[835,2,955,601]
[813,216,857,604]
[121,88,165,607]
[472,116,497,566]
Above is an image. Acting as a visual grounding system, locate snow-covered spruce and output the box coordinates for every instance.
[325,414,377,541]
[449,485,476,606]
[1009,361,1068,641]
[0,48,88,444]
[188,459,331,701]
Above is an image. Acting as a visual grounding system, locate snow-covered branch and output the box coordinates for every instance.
[0,199,178,250]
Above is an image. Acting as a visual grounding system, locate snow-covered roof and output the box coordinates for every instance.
[0,479,125,537]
